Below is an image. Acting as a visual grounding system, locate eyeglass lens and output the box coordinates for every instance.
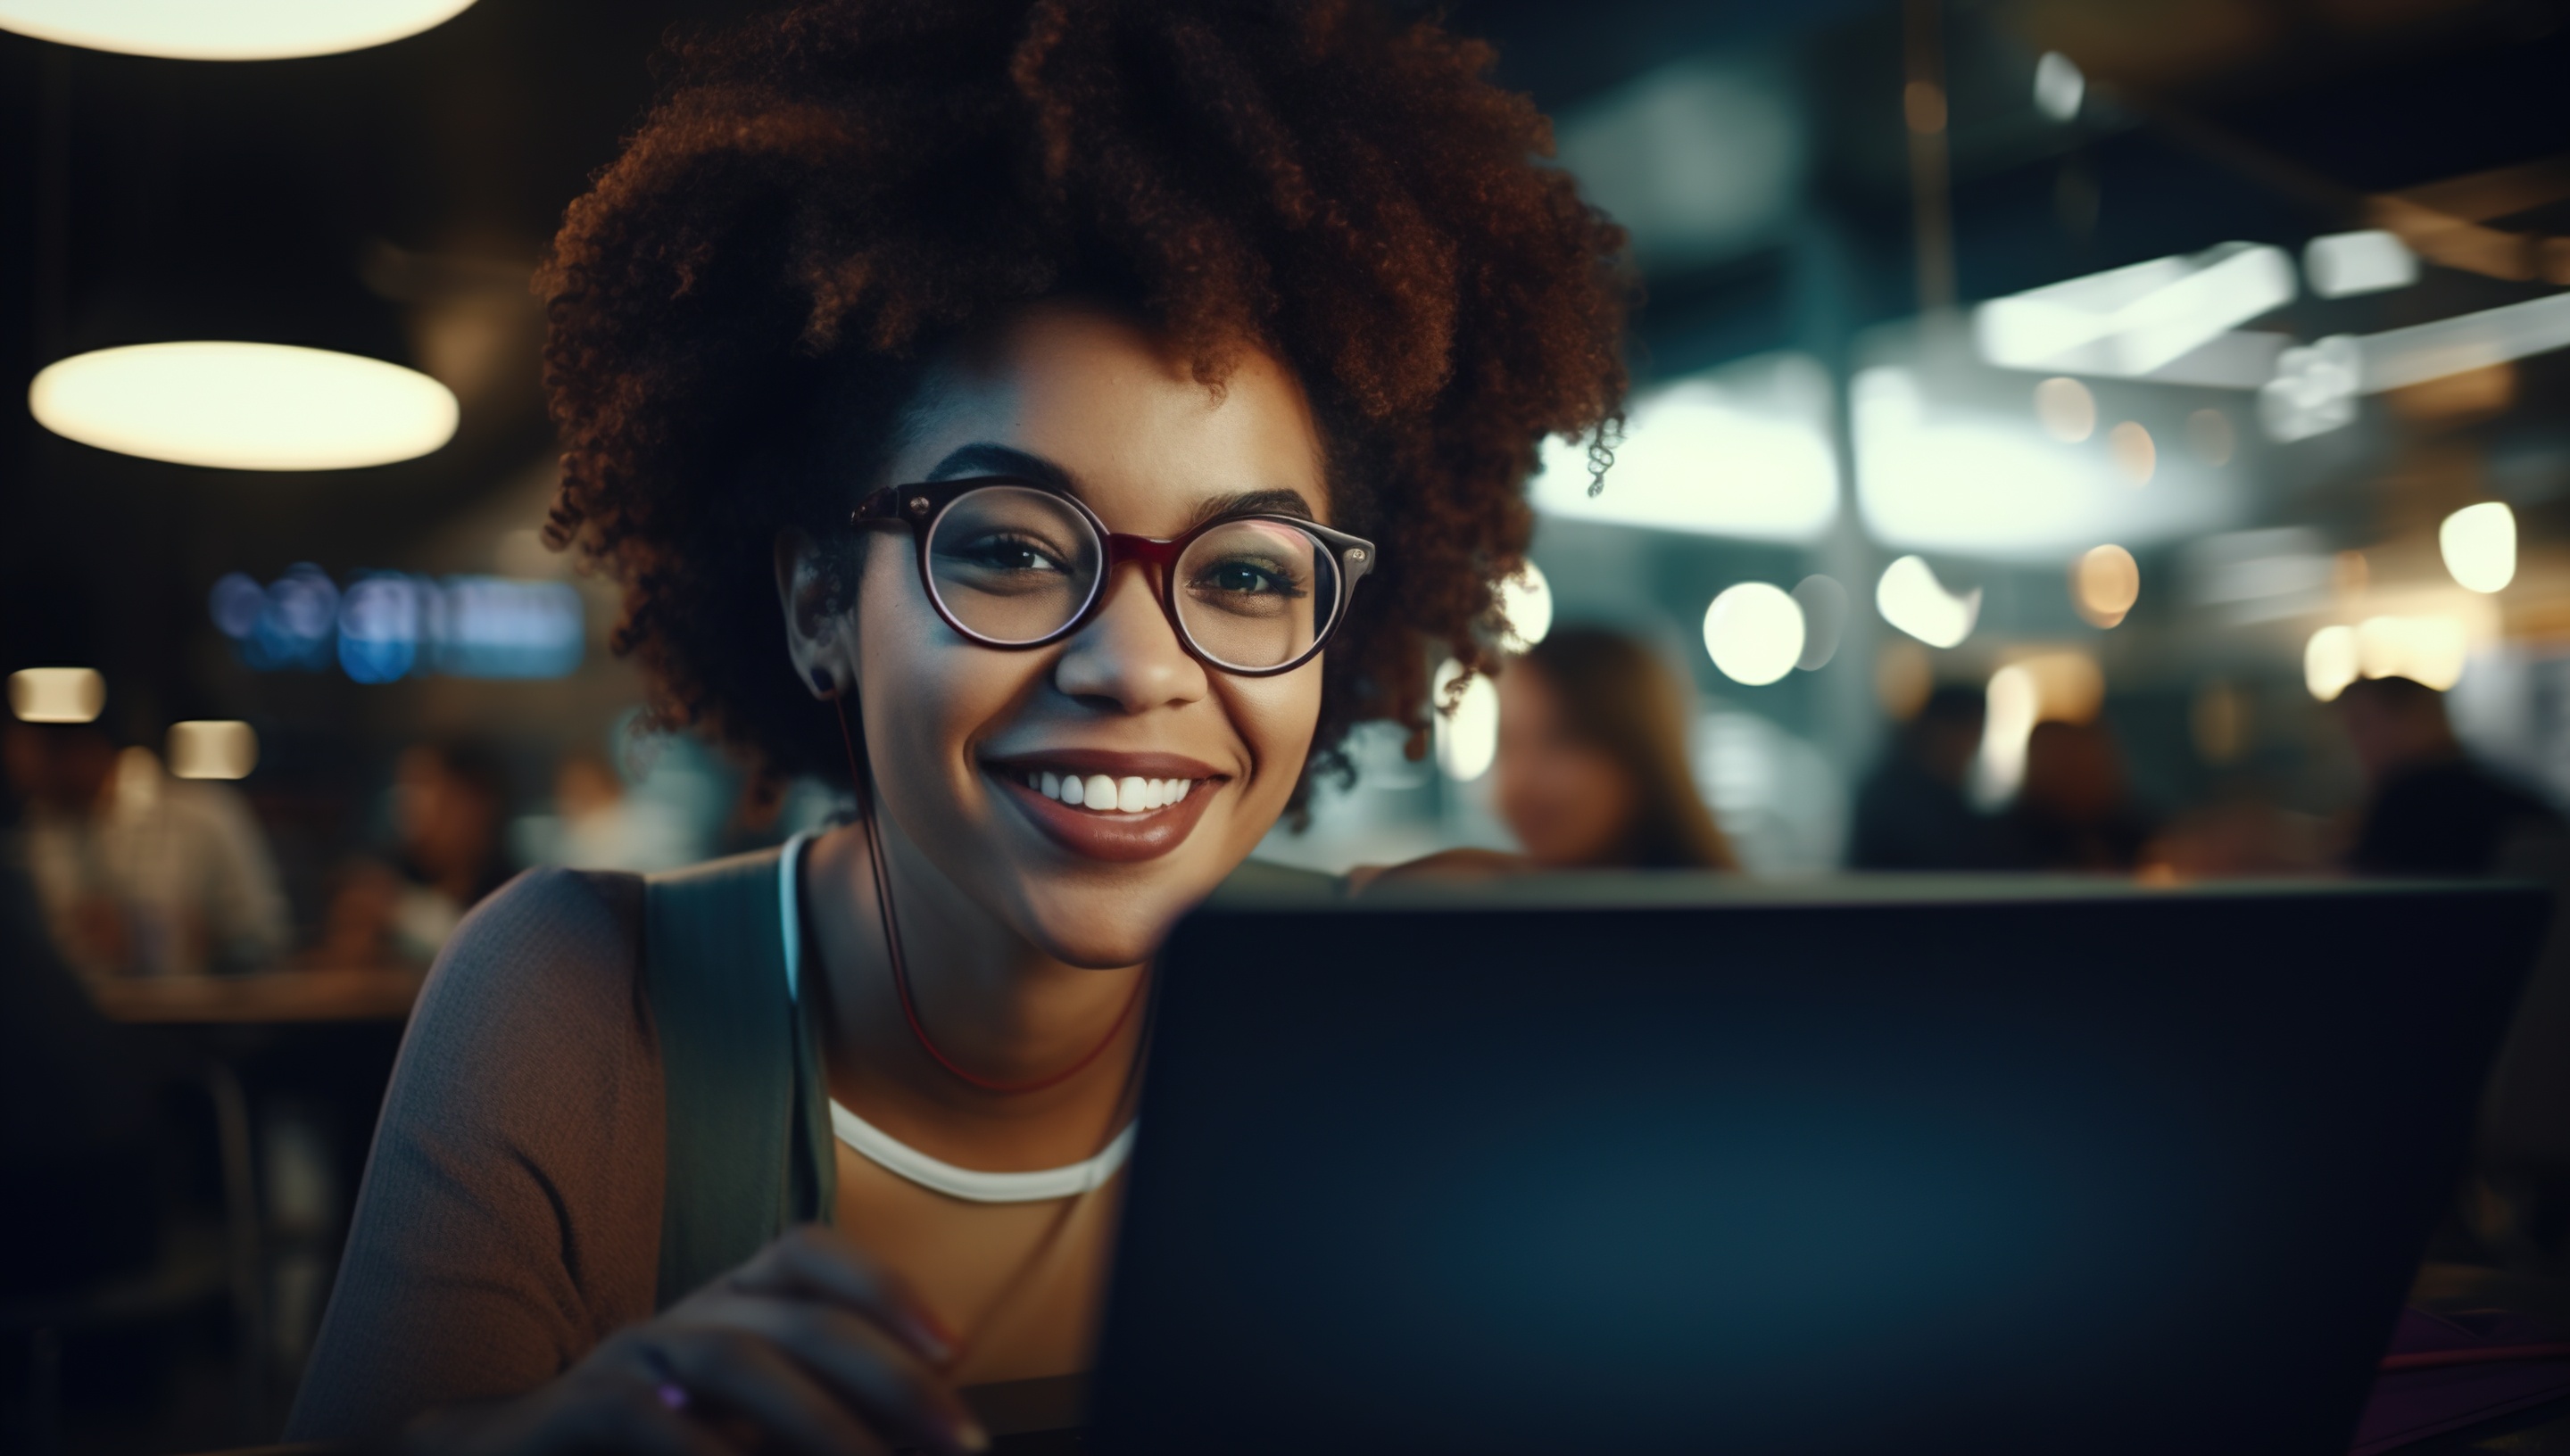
[923,485,1341,671]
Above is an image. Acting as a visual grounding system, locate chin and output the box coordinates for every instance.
[1017,901,1192,970]
[1000,872,1215,970]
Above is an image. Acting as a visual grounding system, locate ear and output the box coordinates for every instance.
[775,527,858,699]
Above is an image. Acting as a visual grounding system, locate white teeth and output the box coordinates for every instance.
[1012,767,1202,814]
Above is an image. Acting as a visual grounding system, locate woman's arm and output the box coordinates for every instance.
[287,868,667,1442]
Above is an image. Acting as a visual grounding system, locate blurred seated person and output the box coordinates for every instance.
[2338,674,2565,875]
[530,749,698,873]
[5,721,290,976]
[294,856,427,972]
[1847,684,2013,870]
[2007,718,2151,873]
[1493,626,1736,870]
[390,739,514,960]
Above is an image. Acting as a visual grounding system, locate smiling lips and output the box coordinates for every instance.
[986,754,1225,864]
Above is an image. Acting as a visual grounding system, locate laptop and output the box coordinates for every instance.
[1060,876,2548,1455]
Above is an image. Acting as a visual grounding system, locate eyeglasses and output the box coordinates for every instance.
[850,476,1377,676]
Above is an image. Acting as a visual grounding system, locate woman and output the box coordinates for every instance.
[286,2,1629,1451]
[1493,626,1737,871]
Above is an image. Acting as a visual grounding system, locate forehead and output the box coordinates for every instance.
[889,302,1329,529]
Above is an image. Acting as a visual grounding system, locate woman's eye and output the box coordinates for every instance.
[1193,558,1306,598]
[951,534,1065,573]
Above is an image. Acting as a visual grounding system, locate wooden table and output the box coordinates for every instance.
[88,969,425,1025]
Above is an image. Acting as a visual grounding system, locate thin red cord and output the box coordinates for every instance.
[834,696,1145,1096]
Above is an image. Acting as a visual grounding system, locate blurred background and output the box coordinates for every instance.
[6,0,2570,1449]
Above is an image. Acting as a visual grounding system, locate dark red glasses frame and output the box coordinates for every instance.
[850,475,1378,677]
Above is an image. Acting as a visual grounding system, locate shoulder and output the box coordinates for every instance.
[394,867,652,1116]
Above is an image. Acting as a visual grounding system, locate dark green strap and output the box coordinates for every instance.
[643,846,835,1310]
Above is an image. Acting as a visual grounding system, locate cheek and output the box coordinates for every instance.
[855,560,1042,788]
[1215,666,1324,799]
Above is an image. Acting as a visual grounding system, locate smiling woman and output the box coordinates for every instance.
[286,2,1630,1451]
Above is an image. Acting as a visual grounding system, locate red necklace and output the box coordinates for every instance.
[839,698,1147,1095]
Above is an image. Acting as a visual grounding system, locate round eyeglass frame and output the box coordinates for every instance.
[850,475,1378,677]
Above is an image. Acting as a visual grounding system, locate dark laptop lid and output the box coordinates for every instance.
[1090,878,2548,1456]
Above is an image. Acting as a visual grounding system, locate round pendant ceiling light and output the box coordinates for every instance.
[31,342,460,471]
[0,0,477,61]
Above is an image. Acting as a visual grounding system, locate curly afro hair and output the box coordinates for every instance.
[538,0,1629,804]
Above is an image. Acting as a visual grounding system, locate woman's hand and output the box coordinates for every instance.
[407,1225,988,1456]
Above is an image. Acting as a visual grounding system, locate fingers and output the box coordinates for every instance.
[653,1327,897,1456]
[716,1298,987,1455]
[725,1224,957,1366]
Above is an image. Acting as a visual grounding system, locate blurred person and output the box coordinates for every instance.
[1492,625,1736,870]
[294,856,425,972]
[1847,684,2013,870]
[5,721,291,976]
[288,4,1635,1452]
[389,739,513,959]
[2338,674,2564,875]
[526,749,700,873]
[2007,718,2151,873]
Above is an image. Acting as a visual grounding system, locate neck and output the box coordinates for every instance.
[800,812,1146,1164]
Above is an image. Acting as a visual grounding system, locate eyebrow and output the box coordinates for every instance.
[923,443,1074,491]
[920,443,1320,528]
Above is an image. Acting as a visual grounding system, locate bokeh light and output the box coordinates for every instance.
[1703,583,1806,686]
[2305,625,2359,701]
[2034,376,2095,442]
[2073,544,2142,627]
[7,666,105,724]
[1432,659,1500,782]
[1875,556,1978,648]
[1977,651,2104,803]
[168,721,259,781]
[1790,575,1847,670]
[2440,501,2516,594]
[2356,615,2468,691]
[1496,561,1554,653]
[2032,52,2085,120]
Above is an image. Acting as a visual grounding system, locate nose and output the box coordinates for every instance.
[1052,563,1209,714]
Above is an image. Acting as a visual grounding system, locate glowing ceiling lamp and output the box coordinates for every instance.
[0,0,477,60]
[31,343,459,471]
